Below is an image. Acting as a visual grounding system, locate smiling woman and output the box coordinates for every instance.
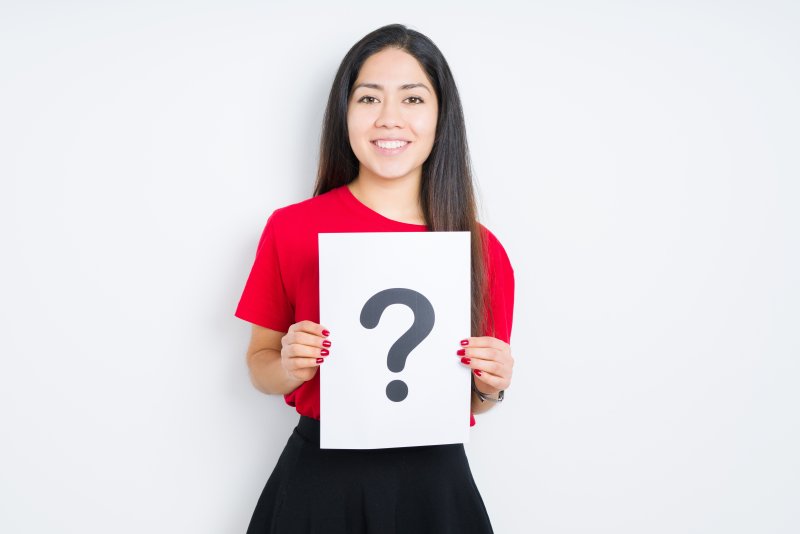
[236,23,515,534]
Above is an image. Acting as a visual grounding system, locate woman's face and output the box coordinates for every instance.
[347,47,439,184]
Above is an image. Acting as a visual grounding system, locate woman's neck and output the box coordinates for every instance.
[347,173,426,225]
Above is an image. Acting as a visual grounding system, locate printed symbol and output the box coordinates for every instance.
[360,288,435,402]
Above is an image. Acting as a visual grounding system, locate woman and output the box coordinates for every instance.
[236,23,515,533]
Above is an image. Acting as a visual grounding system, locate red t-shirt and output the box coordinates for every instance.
[235,184,515,426]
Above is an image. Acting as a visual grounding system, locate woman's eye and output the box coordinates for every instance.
[356,95,423,104]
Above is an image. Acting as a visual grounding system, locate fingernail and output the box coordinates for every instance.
[461,357,471,365]
[457,349,466,356]
[473,369,482,377]
[320,349,329,356]
[322,340,332,347]
[460,339,469,346]
[316,358,324,364]
[322,329,330,337]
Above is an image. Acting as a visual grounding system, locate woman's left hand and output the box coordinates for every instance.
[457,336,513,393]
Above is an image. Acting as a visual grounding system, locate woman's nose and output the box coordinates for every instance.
[375,100,403,128]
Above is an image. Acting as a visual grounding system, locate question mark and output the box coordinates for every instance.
[360,288,435,402]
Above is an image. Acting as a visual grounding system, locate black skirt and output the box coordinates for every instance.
[246,415,494,534]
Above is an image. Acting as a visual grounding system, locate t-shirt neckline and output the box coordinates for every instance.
[338,183,428,229]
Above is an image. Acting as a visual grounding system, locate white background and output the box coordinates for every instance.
[1,1,798,533]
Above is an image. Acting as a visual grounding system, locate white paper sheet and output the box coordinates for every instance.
[319,231,471,449]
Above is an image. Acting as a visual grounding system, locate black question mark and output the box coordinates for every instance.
[360,288,436,402]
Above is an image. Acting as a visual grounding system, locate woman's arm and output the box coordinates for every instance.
[245,321,331,395]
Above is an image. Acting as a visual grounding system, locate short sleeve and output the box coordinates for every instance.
[234,211,294,332]
[481,228,515,344]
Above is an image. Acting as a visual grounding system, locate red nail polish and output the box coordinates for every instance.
[457,349,466,356]
[320,349,329,356]
[322,329,330,337]
[461,357,471,365]
[460,339,469,346]
[322,340,332,347]
[316,358,324,364]
[473,369,482,377]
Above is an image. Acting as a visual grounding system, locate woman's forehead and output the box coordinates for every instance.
[354,48,430,87]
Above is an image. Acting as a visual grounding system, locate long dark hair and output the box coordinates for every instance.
[313,23,491,338]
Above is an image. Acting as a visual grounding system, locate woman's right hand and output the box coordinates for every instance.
[280,320,332,383]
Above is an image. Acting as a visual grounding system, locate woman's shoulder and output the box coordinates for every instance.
[477,222,514,274]
[265,186,344,228]
[477,222,509,256]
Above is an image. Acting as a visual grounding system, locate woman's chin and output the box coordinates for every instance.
[362,166,422,183]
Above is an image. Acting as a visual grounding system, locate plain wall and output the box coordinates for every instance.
[2,1,798,532]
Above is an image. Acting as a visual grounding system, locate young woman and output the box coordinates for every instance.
[235,23,515,533]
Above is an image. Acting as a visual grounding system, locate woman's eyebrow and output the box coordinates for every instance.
[352,82,432,94]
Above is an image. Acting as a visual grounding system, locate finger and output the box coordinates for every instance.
[459,354,504,377]
[289,320,331,338]
[461,336,507,350]
[290,330,332,350]
[284,343,329,359]
[457,346,503,362]
[459,340,512,373]
[287,356,326,371]
[472,368,507,391]
[459,353,511,388]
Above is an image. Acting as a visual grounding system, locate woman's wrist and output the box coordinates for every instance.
[281,364,306,393]
[475,384,502,397]
[471,375,504,408]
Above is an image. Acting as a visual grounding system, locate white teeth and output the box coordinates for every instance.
[374,140,408,149]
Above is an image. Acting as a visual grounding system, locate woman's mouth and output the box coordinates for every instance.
[371,139,410,155]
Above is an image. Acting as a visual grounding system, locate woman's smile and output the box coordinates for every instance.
[371,138,411,154]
